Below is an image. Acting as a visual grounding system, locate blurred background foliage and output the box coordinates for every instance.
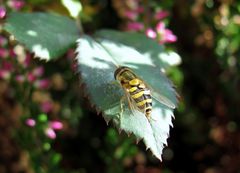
[0,0,239,173]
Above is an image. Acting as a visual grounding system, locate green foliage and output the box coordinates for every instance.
[1,0,240,172]
[76,31,178,160]
[1,1,179,170]
[2,7,178,163]
[4,12,79,60]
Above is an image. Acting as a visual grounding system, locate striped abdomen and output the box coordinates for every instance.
[128,79,152,119]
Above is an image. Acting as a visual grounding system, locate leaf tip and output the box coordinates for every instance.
[96,108,101,115]
[127,132,131,137]
[136,138,141,144]
[118,128,122,134]
[103,117,110,125]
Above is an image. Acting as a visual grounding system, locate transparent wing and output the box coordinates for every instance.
[137,77,176,109]
[124,89,156,122]
[123,89,146,117]
[151,89,176,109]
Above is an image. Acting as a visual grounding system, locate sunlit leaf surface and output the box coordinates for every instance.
[4,12,79,60]
[76,31,178,160]
[96,29,181,68]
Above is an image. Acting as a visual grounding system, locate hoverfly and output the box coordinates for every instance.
[114,66,175,120]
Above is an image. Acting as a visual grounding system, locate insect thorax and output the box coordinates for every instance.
[118,71,136,85]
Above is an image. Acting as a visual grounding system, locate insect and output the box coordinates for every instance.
[114,66,175,120]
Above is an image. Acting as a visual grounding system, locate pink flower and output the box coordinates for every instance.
[163,29,177,43]
[15,74,25,83]
[0,70,10,80]
[25,118,36,127]
[45,127,56,139]
[126,22,144,31]
[40,101,53,113]
[8,0,25,10]
[154,10,169,20]
[50,121,63,130]
[125,10,138,20]
[136,6,144,13]
[146,28,157,39]
[34,79,50,89]
[0,48,8,58]
[9,49,16,58]
[23,54,31,67]
[156,22,177,44]
[156,22,165,34]
[27,72,36,82]
[0,7,6,19]
[0,36,7,46]
[32,66,44,77]
[2,62,13,71]
[0,62,13,80]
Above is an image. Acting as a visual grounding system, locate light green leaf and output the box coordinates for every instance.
[4,12,79,60]
[96,29,181,68]
[76,33,178,160]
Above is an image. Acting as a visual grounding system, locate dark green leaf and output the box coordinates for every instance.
[4,12,79,60]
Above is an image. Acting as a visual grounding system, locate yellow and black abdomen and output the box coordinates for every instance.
[128,79,153,119]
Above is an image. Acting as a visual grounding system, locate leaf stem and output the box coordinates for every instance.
[76,14,84,35]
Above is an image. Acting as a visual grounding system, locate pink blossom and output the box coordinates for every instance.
[146,28,157,39]
[163,29,177,42]
[32,66,44,77]
[34,79,50,89]
[8,0,25,10]
[126,22,144,31]
[136,6,144,13]
[15,74,25,83]
[45,127,56,139]
[40,101,53,113]
[0,7,6,19]
[0,48,8,58]
[154,10,169,20]
[0,36,7,46]
[0,62,13,80]
[50,121,63,130]
[0,70,10,80]
[2,62,13,71]
[27,72,36,82]
[9,49,16,58]
[125,10,138,20]
[23,54,31,67]
[25,118,36,127]
[158,29,177,44]
[156,22,165,34]
[155,22,177,44]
